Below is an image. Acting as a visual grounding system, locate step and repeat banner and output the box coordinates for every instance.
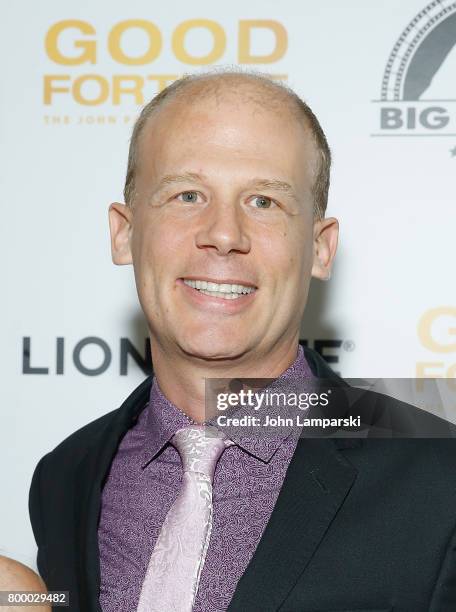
[1,0,455,567]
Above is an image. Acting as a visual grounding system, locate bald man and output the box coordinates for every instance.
[0,555,50,612]
[30,70,456,612]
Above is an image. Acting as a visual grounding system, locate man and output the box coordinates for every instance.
[0,555,51,612]
[29,70,456,611]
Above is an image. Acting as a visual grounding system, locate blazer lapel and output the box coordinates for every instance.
[228,345,358,611]
[227,437,358,611]
[73,377,153,612]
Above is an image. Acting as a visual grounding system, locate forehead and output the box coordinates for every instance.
[137,81,318,186]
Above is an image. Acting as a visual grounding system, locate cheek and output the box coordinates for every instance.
[291,222,314,266]
[132,212,183,269]
[267,226,312,278]
[131,217,193,310]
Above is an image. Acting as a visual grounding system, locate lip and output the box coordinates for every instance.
[176,278,257,313]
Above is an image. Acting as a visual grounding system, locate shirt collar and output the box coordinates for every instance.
[141,344,312,465]
[140,378,197,467]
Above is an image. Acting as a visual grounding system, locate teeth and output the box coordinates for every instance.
[200,289,241,299]
[183,279,255,297]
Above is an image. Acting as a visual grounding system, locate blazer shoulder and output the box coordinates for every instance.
[426,435,456,470]
[39,375,153,469]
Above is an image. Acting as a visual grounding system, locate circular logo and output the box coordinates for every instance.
[381,0,456,101]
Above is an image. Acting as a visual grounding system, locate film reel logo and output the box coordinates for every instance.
[373,0,456,137]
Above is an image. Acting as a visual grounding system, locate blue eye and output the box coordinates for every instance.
[252,196,274,209]
[178,191,199,203]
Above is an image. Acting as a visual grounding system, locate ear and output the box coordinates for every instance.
[311,216,339,281]
[108,202,133,265]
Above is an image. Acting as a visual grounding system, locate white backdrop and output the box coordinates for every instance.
[1,0,455,568]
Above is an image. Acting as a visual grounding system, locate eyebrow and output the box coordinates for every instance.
[156,172,206,189]
[152,173,298,201]
[248,178,298,202]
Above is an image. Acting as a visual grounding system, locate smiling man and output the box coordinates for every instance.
[29,70,456,612]
[109,71,336,423]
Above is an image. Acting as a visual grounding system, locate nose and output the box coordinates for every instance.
[194,200,251,256]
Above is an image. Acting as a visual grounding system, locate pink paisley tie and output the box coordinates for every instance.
[136,425,233,612]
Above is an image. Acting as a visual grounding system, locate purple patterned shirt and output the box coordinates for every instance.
[98,345,312,611]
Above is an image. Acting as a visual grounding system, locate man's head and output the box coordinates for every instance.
[124,71,331,219]
[109,69,338,365]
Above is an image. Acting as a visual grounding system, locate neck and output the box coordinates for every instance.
[150,337,300,423]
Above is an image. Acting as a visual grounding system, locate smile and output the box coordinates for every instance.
[182,278,257,300]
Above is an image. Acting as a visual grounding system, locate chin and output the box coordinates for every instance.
[177,329,250,362]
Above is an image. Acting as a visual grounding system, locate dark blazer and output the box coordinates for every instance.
[29,347,456,612]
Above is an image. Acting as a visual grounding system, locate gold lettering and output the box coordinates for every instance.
[238,20,287,64]
[416,362,443,390]
[446,363,456,389]
[146,74,179,92]
[418,307,456,353]
[45,20,96,65]
[73,75,109,106]
[43,75,71,104]
[108,20,162,65]
[172,19,225,65]
[112,76,144,105]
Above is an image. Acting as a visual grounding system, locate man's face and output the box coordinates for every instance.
[110,88,335,362]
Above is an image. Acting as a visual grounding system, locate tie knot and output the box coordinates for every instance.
[171,425,231,480]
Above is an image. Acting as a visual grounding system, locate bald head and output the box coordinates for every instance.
[124,70,331,218]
